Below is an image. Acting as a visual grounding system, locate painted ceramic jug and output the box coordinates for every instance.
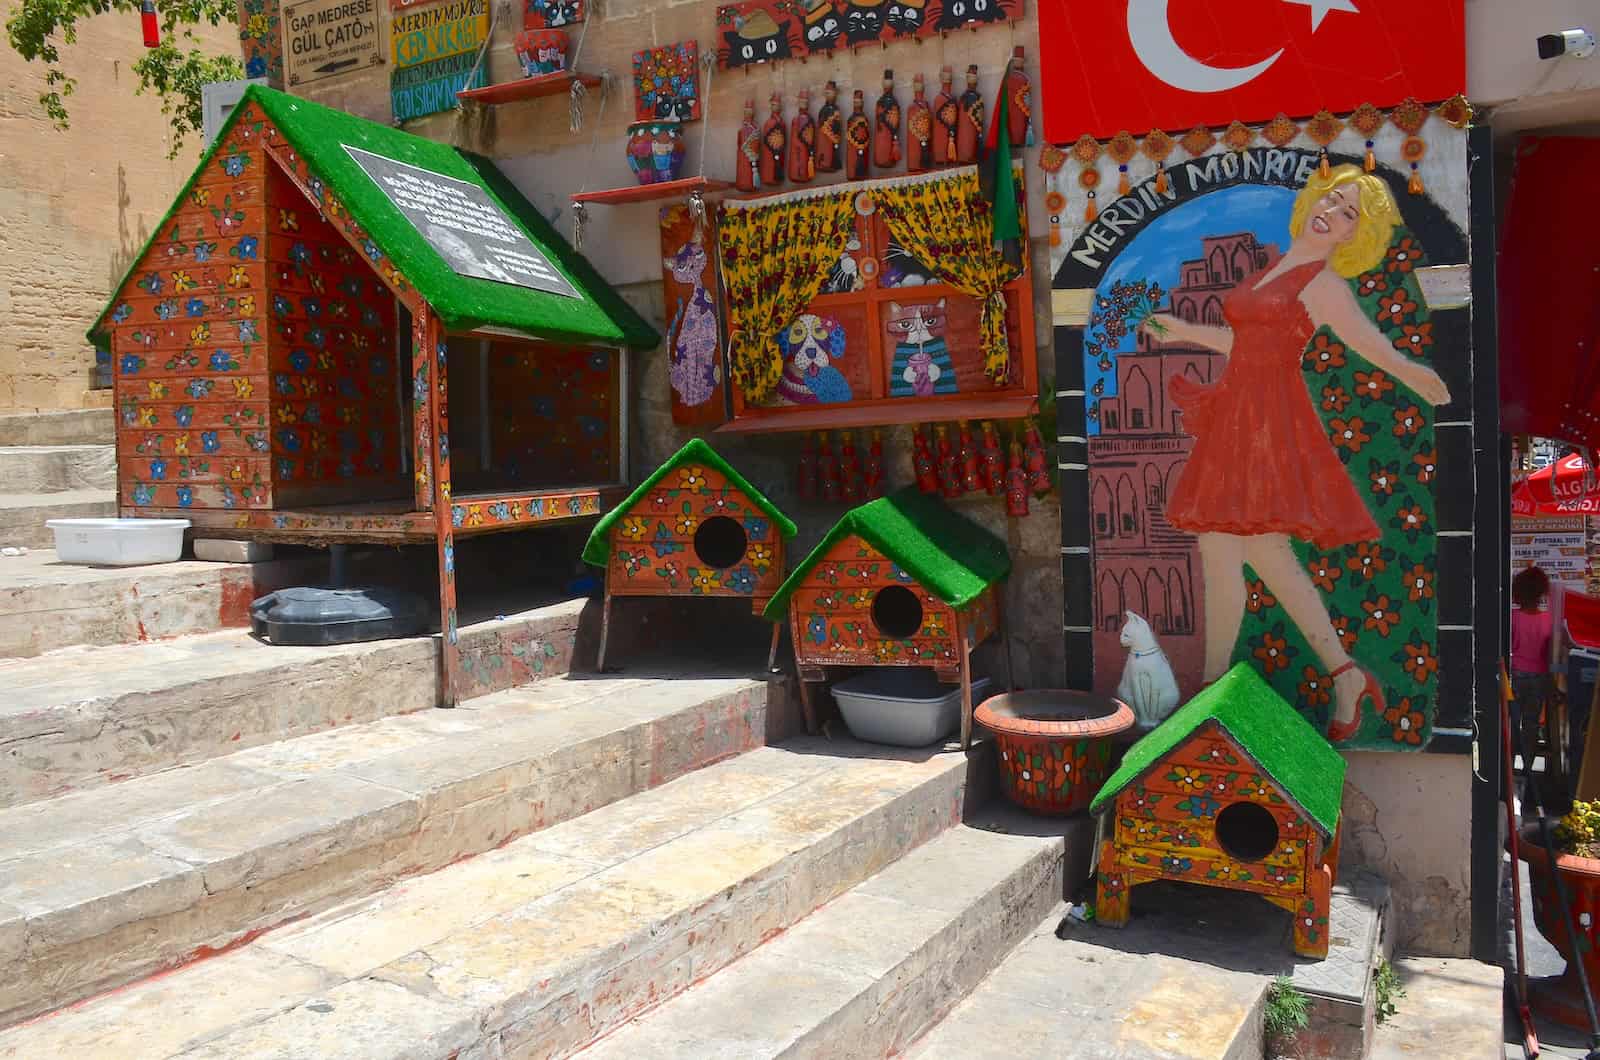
[515,28,568,77]
[626,121,686,185]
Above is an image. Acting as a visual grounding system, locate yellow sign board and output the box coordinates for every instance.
[391,0,489,70]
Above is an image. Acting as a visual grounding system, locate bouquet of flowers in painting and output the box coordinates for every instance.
[1089,279,1167,347]
[633,41,701,122]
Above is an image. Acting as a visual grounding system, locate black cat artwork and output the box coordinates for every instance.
[932,0,1010,32]
[721,8,795,68]
[883,0,924,37]
[843,0,885,44]
[802,0,843,53]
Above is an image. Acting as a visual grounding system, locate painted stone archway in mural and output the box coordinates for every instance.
[1053,140,1472,752]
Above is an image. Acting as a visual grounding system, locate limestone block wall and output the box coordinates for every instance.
[0,14,238,413]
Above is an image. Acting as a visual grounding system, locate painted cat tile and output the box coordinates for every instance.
[633,41,700,123]
[887,299,957,398]
[716,0,803,69]
[524,0,582,29]
[660,204,725,427]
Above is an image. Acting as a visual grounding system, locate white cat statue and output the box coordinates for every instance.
[1116,611,1181,732]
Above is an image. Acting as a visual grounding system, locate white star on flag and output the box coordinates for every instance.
[1282,0,1359,31]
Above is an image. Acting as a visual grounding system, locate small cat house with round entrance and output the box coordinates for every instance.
[1088,663,1347,959]
[583,438,796,671]
[763,488,1012,748]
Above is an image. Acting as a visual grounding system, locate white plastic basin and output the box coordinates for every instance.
[831,669,993,748]
[45,518,190,566]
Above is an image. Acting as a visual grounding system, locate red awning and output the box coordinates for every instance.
[1564,591,1600,652]
[1511,454,1600,516]
[1499,136,1600,450]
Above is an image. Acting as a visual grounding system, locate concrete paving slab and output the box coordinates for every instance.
[0,445,115,492]
[585,810,1069,1060]
[1371,956,1504,1059]
[0,596,589,805]
[0,410,112,447]
[0,671,773,1026]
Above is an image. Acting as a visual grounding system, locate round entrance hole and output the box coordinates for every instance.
[871,584,924,640]
[692,516,748,570]
[1214,801,1281,863]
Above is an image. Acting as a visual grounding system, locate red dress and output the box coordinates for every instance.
[1165,260,1381,549]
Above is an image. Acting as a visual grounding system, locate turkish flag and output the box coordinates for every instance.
[1036,0,1465,143]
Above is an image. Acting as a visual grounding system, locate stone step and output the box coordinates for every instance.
[0,737,972,1056]
[0,445,116,493]
[581,809,1086,1059]
[1368,957,1503,1059]
[0,490,118,550]
[0,670,782,1027]
[908,874,1394,1060]
[0,409,113,447]
[0,596,590,806]
[0,547,320,659]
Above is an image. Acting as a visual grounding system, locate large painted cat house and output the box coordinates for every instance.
[1089,663,1347,959]
[583,438,795,671]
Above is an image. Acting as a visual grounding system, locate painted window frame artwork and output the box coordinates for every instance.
[1055,140,1471,753]
[633,41,702,123]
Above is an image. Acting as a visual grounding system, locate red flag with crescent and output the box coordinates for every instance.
[1036,0,1465,143]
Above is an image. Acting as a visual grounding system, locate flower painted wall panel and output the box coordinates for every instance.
[788,536,967,668]
[111,106,273,513]
[604,465,782,602]
[477,341,617,490]
[263,161,404,506]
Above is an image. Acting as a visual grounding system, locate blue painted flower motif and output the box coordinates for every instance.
[237,320,259,343]
[744,516,769,540]
[274,373,293,395]
[200,431,220,454]
[306,327,325,348]
[444,543,454,574]
[120,354,144,374]
[277,428,301,452]
[272,295,292,316]
[580,417,605,438]
[111,302,132,323]
[154,299,178,320]
[527,498,545,518]
[302,405,321,425]
[193,240,216,262]
[138,272,163,295]
[132,483,155,506]
[438,433,450,462]
[308,177,324,202]
[208,350,236,372]
[221,486,238,509]
[533,396,556,418]
[338,459,355,478]
[362,307,380,329]
[1177,796,1220,819]
[288,349,310,372]
[175,486,194,508]
[568,497,584,515]
[185,298,206,317]
[362,240,382,263]
[247,432,267,452]
[724,566,757,594]
[652,523,685,559]
[488,502,510,521]
[339,277,360,298]
[1161,855,1193,874]
[236,235,259,259]
[588,352,608,371]
[807,616,827,644]
[273,514,290,529]
[185,379,213,399]
[175,404,195,426]
[149,458,168,480]
[246,54,267,77]
[277,458,295,480]
[367,356,389,377]
[338,430,358,452]
[892,565,916,583]
[302,297,322,318]
[451,506,465,528]
[220,153,247,177]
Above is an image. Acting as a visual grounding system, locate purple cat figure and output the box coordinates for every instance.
[664,238,719,408]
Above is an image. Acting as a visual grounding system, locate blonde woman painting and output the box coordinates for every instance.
[1140,165,1450,743]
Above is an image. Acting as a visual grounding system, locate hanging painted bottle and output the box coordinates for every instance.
[865,429,885,498]
[958,420,981,493]
[816,80,844,173]
[906,73,932,174]
[759,93,787,188]
[1003,46,1033,147]
[1024,417,1051,497]
[956,64,983,165]
[845,90,871,180]
[936,424,961,498]
[736,99,761,192]
[1006,438,1029,517]
[873,69,901,171]
[913,424,940,494]
[789,88,817,184]
[931,65,959,166]
[980,420,1004,495]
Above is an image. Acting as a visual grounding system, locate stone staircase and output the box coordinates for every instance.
[0,410,117,550]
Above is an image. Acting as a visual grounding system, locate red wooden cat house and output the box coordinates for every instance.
[1089,663,1347,959]
[89,85,658,705]
[763,488,1012,747]
[582,438,796,672]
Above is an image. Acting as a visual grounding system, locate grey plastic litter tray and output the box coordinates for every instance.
[830,669,993,747]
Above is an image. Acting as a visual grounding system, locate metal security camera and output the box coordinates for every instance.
[1537,28,1597,59]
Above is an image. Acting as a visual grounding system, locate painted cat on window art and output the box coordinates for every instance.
[1138,165,1449,744]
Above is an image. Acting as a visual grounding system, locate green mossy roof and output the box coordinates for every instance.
[762,488,1011,621]
[582,438,797,567]
[91,84,657,351]
[1089,662,1346,838]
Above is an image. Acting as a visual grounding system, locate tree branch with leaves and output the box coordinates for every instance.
[7,0,243,157]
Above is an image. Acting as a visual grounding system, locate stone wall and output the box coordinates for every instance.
[275,0,1474,955]
[0,13,238,413]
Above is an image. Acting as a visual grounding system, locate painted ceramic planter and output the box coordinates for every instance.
[975,690,1135,815]
[1519,823,1600,1027]
[515,28,569,77]
[626,121,686,185]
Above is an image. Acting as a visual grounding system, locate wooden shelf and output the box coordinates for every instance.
[571,176,733,206]
[714,393,1039,435]
[456,71,601,106]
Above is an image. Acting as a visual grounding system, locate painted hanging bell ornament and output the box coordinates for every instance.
[515,28,569,77]
[626,121,686,186]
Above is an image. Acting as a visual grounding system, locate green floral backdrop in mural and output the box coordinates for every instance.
[1233,228,1437,748]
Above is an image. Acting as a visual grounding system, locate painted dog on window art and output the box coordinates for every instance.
[775,313,852,405]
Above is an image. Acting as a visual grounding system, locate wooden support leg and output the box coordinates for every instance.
[797,676,819,736]
[423,309,459,708]
[597,590,613,674]
[959,633,974,750]
[1093,837,1131,927]
[1292,862,1334,959]
[767,620,783,673]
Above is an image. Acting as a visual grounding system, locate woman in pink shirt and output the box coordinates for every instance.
[1511,566,1553,677]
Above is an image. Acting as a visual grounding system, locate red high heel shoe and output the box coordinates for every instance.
[1326,661,1385,743]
